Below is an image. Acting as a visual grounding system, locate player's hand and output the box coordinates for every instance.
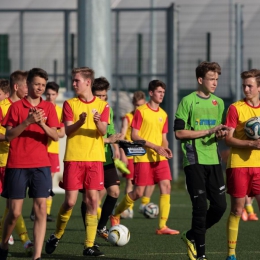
[36,109,47,126]
[208,124,231,135]
[216,129,229,139]
[79,112,87,124]
[26,108,42,125]
[250,139,260,149]
[154,145,172,159]
[93,112,101,123]
[164,148,173,159]
[107,133,123,143]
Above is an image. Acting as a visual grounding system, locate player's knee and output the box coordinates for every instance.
[64,199,76,210]
[107,186,120,198]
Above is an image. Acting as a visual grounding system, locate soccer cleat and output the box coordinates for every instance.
[110,215,120,227]
[197,256,207,260]
[156,226,180,235]
[226,255,236,260]
[248,213,258,221]
[97,226,109,241]
[241,209,248,221]
[24,241,33,256]
[0,246,8,260]
[114,159,130,174]
[83,246,105,257]
[8,234,14,245]
[181,231,197,260]
[45,234,60,254]
[138,204,145,214]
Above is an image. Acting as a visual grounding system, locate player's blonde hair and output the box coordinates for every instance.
[132,91,146,105]
[72,67,95,85]
[241,69,260,86]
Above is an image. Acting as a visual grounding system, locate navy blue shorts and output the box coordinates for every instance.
[1,167,53,199]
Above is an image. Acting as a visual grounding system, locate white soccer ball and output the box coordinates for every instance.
[244,116,260,140]
[143,202,159,219]
[108,224,130,246]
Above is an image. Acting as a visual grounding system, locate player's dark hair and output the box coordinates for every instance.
[27,68,48,83]
[132,91,146,105]
[92,77,110,92]
[0,79,10,94]
[196,61,221,79]
[241,69,260,86]
[72,67,95,86]
[10,70,28,89]
[148,80,166,92]
[46,81,59,93]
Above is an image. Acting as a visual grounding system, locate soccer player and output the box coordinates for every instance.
[110,79,179,235]
[120,91,155,217]
[30,81,65,222]
[0,68,59,260]
[45,67,109,257]
[174,61,228,260]
[0,79,10,101]
[80,77,122,240]
[225,69,260,260]
[0,71,35,256]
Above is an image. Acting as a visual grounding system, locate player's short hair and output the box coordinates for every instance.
[132,91,146,105]
[92,77,110,92]
[71,67,95,85]
[196,61,221,79]
[0,79,10,94]
[241,69,260,86]
[148,80,166,92]
[10,70,28,89]
[46,81,60,93]
[27,68,48,83]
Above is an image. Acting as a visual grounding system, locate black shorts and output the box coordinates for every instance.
[1,167,53,199]
[104,164,120,189]
[184,164,226,204]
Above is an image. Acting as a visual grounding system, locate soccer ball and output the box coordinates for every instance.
[120,208,134,219]
[143,203,159,219]
[108,224,130,246]
[244,116,260,140]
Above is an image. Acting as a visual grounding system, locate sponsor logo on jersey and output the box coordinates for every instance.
[195,119,217,126]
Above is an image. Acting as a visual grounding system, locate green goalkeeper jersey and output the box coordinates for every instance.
[175,91,225,167]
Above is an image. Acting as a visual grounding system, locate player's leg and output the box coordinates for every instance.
[139,185,155,213]
[226,167,249,260]
[244,196,258,221]
[156,161,179,235]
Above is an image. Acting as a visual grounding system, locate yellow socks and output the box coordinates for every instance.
[141,196,150,206]
[227,212,240,257]
[55,206,72,239]
[129,202,134,210]
[46,198,53,215]
[85,214,98,248]
[245,204,254,215]
[114,194,134,217]
[14,215,30,245]
[159,194,170,229]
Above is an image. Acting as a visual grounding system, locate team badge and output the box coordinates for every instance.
[159,117,162,122]
[212,100,218,106]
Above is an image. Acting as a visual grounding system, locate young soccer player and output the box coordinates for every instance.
[120,91,155,217]
[174,61,228,260]
[0,71,34,256]
[30,81,65,222]
[225,69,260,260]
[111,79,179,235]
[80,77,122,240]
[0,79,10,101]
[45,67,109,257]
[0,68,59,260]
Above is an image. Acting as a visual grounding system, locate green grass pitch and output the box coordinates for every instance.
[3,179,260,259]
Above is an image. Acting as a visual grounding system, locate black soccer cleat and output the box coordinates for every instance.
[0,246,8,260]
[45,234,60,254]
[83,246,105,257]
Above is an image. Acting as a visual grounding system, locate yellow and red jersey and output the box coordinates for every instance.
[63,96,109,162]
[131,103,168,163]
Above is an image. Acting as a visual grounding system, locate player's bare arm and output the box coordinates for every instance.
[131,127,170,158]
[5,108,43,141]
[64,112,87,136]
[225,127,260,149]
[175,124,229,140]
[93,111,107,136]
[162,133,173,158]
[57,126,65,138]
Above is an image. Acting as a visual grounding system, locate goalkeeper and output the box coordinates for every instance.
[110,80,179,235]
